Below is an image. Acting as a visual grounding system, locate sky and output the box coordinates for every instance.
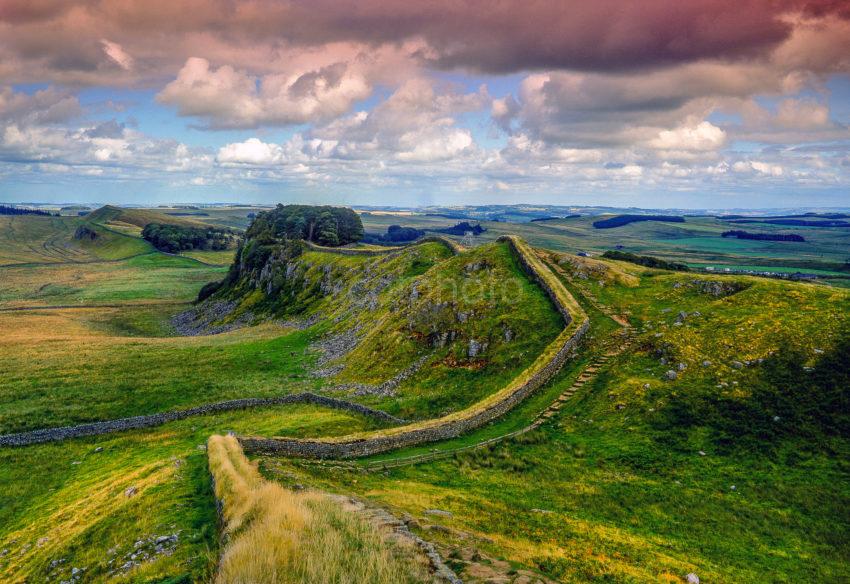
[1,1,850,209]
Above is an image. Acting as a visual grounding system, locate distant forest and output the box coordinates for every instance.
[363,224,424,244]
[722,230,805,242]
[593,215,685,229]
[0,205,56,217]
[246,204,363,247]
[437,221,486,236]
[142,223,237,253]
[602,250,690,271]
[727,218,849,227]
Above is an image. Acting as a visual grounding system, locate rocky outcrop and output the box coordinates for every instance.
[240,235,590,459]
[0,393,405,447]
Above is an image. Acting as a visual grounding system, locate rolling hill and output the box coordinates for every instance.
[0,207,848,583]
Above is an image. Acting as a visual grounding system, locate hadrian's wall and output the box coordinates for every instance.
[0,393,405,447]
[240,235,589,459]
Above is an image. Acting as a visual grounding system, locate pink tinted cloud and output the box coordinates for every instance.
[1,0,849,85]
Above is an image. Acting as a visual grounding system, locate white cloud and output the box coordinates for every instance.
[157,58,372,129]
[217,138,285,165]
[650,121,726,151]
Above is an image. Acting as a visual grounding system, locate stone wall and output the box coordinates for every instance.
[0,393,405,448]
[241,236,589,459]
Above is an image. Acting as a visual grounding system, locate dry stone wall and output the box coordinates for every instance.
[241,236,589,459]
[0,393,405,447]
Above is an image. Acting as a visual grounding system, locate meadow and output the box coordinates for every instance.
[1,207,848,583]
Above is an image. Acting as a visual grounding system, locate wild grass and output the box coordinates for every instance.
[208,434,429,584]
[0,405,379,583]
[266,253,850,583]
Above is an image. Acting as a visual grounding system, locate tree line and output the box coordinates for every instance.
[142,223,237,253]
[722,230,805,242]
[0,205,56,217]
[602,250,690,271]
[593,215,685,229]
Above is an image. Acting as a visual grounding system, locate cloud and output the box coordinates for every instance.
[157,57,371,128]
[649,121,726,151]
[2,1,848,87]
[100,39,133,70]
[217,138,284,165]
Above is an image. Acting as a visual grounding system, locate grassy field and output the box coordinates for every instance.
[2,208,848,583]
[357,211,850,276]
[261,255,850,583]
[0,215,152,265]
[0,405,382,583]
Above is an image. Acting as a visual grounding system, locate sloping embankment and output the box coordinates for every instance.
[240,235,589,459]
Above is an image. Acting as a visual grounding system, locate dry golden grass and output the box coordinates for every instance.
[208,435,430,584]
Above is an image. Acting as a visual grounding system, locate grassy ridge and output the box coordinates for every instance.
[0,215,151,265]
[263,253,850,583]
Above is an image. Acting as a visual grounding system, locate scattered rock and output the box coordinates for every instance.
[730,361,744,370]
[677,362,687,371]
[702,360,712,367]
[93,447,103,453]
[425,509,453,518]
[664,370,678,381]
[698,451,706,456]
[124,486,138,498]
[686,573,700,584]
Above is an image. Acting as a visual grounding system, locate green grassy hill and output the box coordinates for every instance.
[263,250,850,583]
[0,215,152,265]
[86,205,207,230]
[1,210,848,583]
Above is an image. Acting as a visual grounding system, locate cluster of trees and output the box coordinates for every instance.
[602,250,690,271]
[593,215,685,229]
[245,204,363,247]
[437,221,486,236]
[141,223,236,253]
[722,230,805,242]
[0,205,56,216]
[362,224,425,244]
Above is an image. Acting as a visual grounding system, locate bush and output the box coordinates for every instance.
[197,280,223,303]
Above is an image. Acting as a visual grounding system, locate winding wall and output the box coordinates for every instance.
[240,235,589,459]
[0,393,405,447]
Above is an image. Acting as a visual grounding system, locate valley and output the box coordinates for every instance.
[0,206,847,583]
